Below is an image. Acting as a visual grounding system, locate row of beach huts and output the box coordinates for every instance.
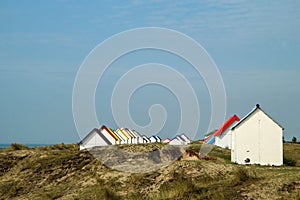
[79,104,284,166]
[79,125,191,150]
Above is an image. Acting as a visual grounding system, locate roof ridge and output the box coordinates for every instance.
[231,105,284,130]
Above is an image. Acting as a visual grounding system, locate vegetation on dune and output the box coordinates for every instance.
[292,136,298,143]
[283,142,300,167]
[0,142,299,199]
[4,143,30,151]
[117,142,167,153]
[283,156,297,166]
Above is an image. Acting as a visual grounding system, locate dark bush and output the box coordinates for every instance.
[235,168,250,182]
[283,156,297,166]
[8,143,29,151]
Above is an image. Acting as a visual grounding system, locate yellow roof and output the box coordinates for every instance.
[116,128,129,140]
[108,128,122,141]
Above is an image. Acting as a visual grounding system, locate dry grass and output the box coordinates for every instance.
[0,143,30,152]
[0,142,299,199]
[284,142,300,167]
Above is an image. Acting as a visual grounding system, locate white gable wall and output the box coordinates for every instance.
[149,136,157,143]
[100,128,117,145]
[231,109,283,165]
[180,134,191,144]
[80,130,109,150]
[231,114,260,164]
[214,121,239,149]
[259,110,283,165]
[137,137,144,143]
[215,129,232,149]
[169,138,183,145]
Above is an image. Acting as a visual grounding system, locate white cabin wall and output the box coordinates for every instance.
[215,130,232,149]
[231,110,283,165]
[258,111,283,165]
[100,129,117,145]
[169,139,182,145]
[232,112,260,164]
[231,130,236,163]
[80,132,108,150]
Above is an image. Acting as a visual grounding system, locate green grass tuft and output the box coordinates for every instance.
[6,143,29,151]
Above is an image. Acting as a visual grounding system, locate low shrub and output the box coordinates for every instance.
[235,168,250,182]
[7,143,29,151]
[76,183,121,200]
[232,168,258,186]
[283,156,297,166]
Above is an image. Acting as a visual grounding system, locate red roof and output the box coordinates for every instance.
[204,115,240,143]
[99,125,119,141]
[213,115,240,137]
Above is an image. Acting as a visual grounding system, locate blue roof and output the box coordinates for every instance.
[206,136,215,144]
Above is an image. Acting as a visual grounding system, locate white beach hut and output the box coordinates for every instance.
[231,104,284,166]
[79,128,112,150]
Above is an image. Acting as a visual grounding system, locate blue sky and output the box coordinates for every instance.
[0,0,300,144]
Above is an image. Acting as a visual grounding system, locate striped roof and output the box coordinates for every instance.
[132,130,142,138]
[100,125,121,142]
[121,128,133,139]
[122,128,135,138]
[127,129,138,138]
[115,129,127,141]
[176,135,186,142]
[142,135,150,142]
[155,135,161,142]
[180,134,191,143]
[118,128,130,140]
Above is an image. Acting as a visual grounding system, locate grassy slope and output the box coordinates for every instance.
[0,142,299,200]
